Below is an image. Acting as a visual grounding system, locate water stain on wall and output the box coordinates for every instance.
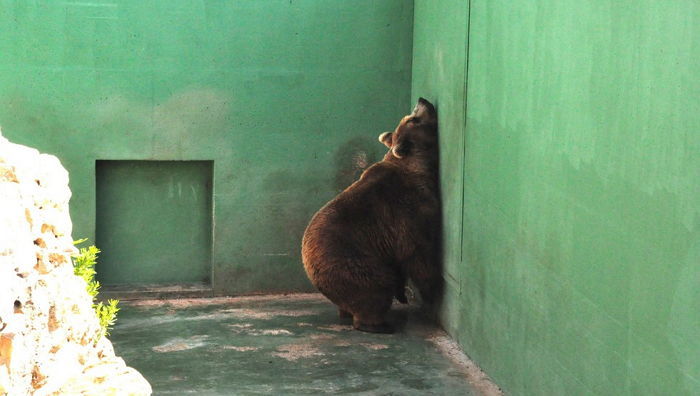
[332,136,385,192]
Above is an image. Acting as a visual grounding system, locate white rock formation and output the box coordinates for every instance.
[0,131,151,395]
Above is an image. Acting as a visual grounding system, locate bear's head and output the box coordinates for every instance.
[378,98,438,161]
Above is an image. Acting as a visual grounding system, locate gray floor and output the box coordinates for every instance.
[109,293,488,395]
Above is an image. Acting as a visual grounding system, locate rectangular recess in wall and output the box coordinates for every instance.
[96,160,213,286]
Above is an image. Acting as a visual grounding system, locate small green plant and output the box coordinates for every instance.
[72,238,119,338]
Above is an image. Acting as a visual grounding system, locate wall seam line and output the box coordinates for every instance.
[459,0,473,295]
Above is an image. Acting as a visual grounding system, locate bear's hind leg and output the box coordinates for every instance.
[338,308,353,322]
[404,253,442,304]
[352,313,394,334]
[350,295,394,334]
[320,256,398,333]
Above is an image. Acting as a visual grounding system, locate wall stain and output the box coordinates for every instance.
[333,136,385,192]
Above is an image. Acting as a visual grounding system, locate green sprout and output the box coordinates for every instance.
[72,239,120,338]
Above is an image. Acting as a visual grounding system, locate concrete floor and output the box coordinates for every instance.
[110,294,495,395]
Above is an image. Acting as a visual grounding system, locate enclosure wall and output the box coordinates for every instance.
[412,1,699,394]
[0,0,414,293]
[3,1,698,393]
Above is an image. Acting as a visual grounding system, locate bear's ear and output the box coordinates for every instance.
[378,131,393,148]
[412,97,437,125]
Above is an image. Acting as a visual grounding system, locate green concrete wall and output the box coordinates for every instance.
[3,1,698,392]
[0,1,414,293]
[413,0,699,394]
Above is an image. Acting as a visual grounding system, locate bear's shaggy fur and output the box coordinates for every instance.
[301,98,442,333]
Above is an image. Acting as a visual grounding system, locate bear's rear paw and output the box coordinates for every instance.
[338,309,353,323]
[395,291,408,304]
[353,321,394,334]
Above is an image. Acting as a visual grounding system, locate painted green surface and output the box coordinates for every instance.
[110,295,477,395]
[410,0,470,338]
[4,0,698,392]
[0,0,414,294]
[96,161,213,285]
[413,0,700,394]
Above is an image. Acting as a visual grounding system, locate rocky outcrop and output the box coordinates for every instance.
[0,131,151,395]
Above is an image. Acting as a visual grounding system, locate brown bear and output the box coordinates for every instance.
[301,98,442,333]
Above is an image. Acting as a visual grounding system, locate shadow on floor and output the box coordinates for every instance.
[109,293,490,395]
